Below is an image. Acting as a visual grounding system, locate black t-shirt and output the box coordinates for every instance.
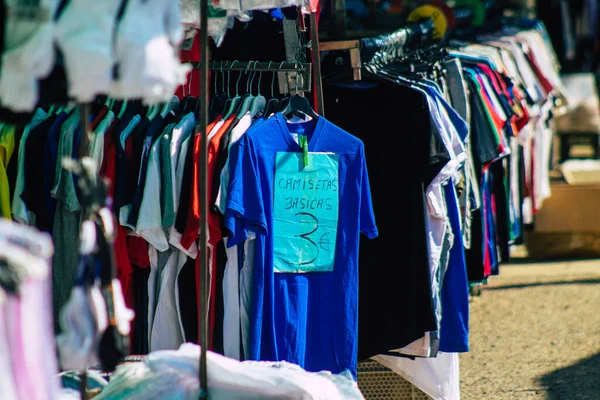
[465,207,485,282]
[467,77,502,174]
[324,80,443,360]
[175,130,196,234]
[21,115,58,233]
[445,59,469,123]
[490,159,510,265]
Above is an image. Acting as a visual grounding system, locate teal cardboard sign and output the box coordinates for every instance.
[273,152,339,273]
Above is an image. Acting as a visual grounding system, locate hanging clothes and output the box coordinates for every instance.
[0,219,60,400]
[223,113,378,378]
[324,81,440,360]
[0,125,16,219]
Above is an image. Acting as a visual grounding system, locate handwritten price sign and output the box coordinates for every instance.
[273,152,339,273]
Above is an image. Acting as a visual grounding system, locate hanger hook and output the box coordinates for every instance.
[254,61,260,95]
[232,60,242,97]
[227,61,237,98]
[250,61,258,95]
[213,61,218,95]
[254,61,262,96]
[220,61,225,94]
[235,61,249,97]
[244,61,253,94]
[251,61,258,94]
[249,61,258,94]
[267,61,274,98]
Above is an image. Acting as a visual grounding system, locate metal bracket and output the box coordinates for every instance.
[283,17,301,62]
[320,40,362,80]
[278,69,312,94]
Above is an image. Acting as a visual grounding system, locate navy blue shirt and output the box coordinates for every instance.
[127,115,166,227]
[110,108,138,210]
[440,180,469,352]
[21,113,62,233]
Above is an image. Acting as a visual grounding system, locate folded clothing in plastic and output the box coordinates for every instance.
[94,343,365,400]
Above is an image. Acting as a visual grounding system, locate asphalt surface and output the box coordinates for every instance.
[461,259,600,399]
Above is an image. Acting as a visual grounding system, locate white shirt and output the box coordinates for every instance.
[215,113,253,214]
[216,113,253,360]
[148,248,188,351]
[135,124,172,251]
[373,352,461,400]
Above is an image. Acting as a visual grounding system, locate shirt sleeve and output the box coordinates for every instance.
[359,144,378,239]
[224,137,267,247]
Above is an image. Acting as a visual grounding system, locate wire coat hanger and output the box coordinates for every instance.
[263,61,279,118]
[250,62,267,117]
[237,61,258,117]
[223,61,242,119]
[235,61,257,117]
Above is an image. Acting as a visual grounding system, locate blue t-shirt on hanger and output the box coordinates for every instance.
[439,179,470,353]
[225,113,378,378]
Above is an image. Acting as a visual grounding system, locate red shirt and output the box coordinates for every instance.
[99,117,133,309]
[476,75,507,153]
[99,117,120,193]
[178,116,232,347]
[181,116,233,251]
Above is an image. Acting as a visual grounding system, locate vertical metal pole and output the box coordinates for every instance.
[197,0,209,396]
[77,103,90,400]
[78,103,92,158]
[309,12,324,115]
[79,371,88,400]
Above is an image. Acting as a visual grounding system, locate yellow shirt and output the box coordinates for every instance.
[0,125,16,219]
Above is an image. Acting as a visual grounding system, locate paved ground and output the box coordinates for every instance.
[460,259,600,399]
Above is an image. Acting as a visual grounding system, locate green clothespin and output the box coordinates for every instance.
[299,135,309,168]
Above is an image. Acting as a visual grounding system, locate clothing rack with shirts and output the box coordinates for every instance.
[200,61,314,94]
[194,7,321,398]
[4,0,353,397]
[319,17,439,81]
[0,0,569,399]
[319,12,565,398]
[194,56,316,399]
[319,1,492,81]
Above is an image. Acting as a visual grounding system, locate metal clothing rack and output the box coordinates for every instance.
[319,2,487,81]
[205,61,311,71]
[194,7,323,399]
[195,59,314,398]
[319,18,437,81]
[206,61,313,94]
[197,0,209,397]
